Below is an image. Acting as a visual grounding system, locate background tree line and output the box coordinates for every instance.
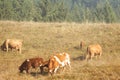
[0,0,120,23]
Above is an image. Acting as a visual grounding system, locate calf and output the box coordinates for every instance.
[1,39,23,53]
[86,44,102,61]
[19,57,44,73]
[48,52,71,75]
[80,41,85,49]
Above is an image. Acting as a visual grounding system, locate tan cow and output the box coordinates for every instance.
[1,39,23,53]
[86,44,102,61]
[48,52,71,75]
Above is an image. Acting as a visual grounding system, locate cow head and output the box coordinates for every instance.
[19,66,23,73]
[19,59,31,73]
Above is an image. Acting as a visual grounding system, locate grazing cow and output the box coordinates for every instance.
[1,39,23,53]
[48,52,71,75]
[86,44,102,61]
[19,57,44,73]
[80,41,85,49]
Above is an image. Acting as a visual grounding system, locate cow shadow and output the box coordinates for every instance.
[74,46,80,50]
[30,68,49,77]
[72,55,85,61]
[30,72,40,77]
[30,72,48,77]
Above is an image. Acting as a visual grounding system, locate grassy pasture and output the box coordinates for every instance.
[0,21,120,80]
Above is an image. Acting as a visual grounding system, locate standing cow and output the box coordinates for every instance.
[86,44,102,61]
[19,57,44,73]
[48,52,71,75]
[80,41,85,49]
[1,39,23,53]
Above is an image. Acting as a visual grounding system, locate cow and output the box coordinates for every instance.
[48,52,71,75]
[1,39,23,54]
[86,44,102,61]
[19,57,44,74]
[80,41,85,49]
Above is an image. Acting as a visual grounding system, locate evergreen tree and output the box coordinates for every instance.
[33,0,42,21]
[12,0,21,20]
[0,0,14,20]
[94,0,117,23]
[18,0,35,21]
[104,0,117,23]
[84,7,91,22]
[0,0,4,19]
[94,1,105,22]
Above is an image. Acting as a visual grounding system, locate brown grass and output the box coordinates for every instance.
[0,21,120,80]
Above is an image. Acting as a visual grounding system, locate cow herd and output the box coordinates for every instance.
[0,39,102,76]
[19,52,71,76]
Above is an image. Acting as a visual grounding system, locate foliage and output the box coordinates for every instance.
[0,0,119,22]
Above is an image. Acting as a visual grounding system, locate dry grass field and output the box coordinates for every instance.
[0,21,120,80]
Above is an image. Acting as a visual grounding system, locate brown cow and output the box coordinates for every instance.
[19,57,44,73]
[1,39,23,53]
[86,44,102,61]
[48,52,71,75]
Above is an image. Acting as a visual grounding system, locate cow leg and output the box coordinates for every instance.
[95,54,98,59]
[54,66,59,74]
[86,54,89,61]
[61,67,65,72]
[96,55,98,59]
[6,45,8,52]
[19,48,21,54]
[26,68,30,74]
[26,66,31,74]
[67,61,71,70]
[98,52,102,59]
[10,47,13,51]
[40,66,44,74]
[90,52,95,60]
[34,67,39,76]
[49,69,54,76]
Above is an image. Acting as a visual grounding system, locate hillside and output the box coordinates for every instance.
[0,21,120,80]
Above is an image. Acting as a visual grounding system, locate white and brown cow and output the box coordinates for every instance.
[86,44,102,61]
[48,52,71,75]
[1,39,23,53]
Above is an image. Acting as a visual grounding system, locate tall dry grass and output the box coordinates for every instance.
[0,21,120,80]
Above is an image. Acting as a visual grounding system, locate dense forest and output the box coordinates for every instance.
[0,0,120,23]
